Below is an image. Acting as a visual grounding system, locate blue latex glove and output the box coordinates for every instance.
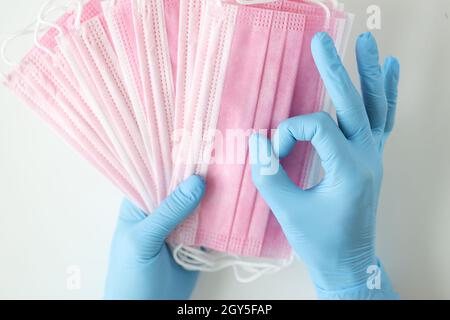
[249,32,400,300]
[104,175,205,300]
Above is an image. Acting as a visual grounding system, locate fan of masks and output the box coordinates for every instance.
[2,0,353,282]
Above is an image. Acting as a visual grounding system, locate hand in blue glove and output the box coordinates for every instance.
[249,32,400,299]
[104,175,205,300]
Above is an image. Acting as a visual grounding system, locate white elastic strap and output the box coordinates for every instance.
[0,0,81,70]
[1,24,36,67]
[34,0,84,57]
[172,245,294,283]
[0,6,63,80]
[72,1,83,29]
[38,0,84,28]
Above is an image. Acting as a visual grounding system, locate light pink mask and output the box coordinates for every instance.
[170,1,350,263]
[3,0,148,210]
[131,0,175,199]
[173,0,205,132]
[3,0,354,280]
[58,15,158,211]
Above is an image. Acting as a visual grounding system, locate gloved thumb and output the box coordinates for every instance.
[137,175,206,249]
[249,133,305,225]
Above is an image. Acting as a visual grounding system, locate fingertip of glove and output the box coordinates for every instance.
[384,56,400,77]
[358,31,373,41]
[178,175,206,201]
[356,32,379,58]
[312,32,333,51]
[313,31,332,44]
[311,32,340,69]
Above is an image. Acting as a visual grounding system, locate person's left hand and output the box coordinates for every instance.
[104,175,206,300]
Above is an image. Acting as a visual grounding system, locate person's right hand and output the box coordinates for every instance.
[249,32,400,299]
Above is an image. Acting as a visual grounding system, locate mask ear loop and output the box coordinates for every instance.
[0,0,81,72]
[172,245,295,283]
[33,0,84,58]
[0,28,34,82]
[1,24,36,68]
[0,4,64,80]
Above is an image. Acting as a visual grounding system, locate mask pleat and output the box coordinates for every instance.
[228,8,288,256]
[102,0,153,179]
[169,1,238,247]
[132,0,174,200]
[235,11,307,258]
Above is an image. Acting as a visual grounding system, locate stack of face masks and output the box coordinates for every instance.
[2,0,353,282]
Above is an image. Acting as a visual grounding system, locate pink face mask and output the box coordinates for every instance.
[59,16,159,211]
[164,0,180,83]
[2,0,148,210]
[3,0,354,282]
[170,1,353,277]
[131,0,177,199]
[173,0,205,133]
[102,0,178,203]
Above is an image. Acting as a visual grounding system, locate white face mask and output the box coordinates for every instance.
[170,0,238,186]
[102,0,165,203]
[131,0,175,200]
[168,0,238,248]
[57,15,157,211]
[173,0,206,133]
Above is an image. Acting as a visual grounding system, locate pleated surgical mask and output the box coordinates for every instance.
[169,0,239,246]
[2,0,355,283]
[169,0,354,281]
[173,0,205,133]
[2,0,149,211]
[57,15,158,212]
[131,0,175,199]
[164,0,180,85]
[102,0,155,203]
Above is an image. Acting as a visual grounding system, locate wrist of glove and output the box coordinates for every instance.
[314,258,399,300]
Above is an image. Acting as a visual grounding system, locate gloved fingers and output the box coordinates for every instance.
[312,32,371,141]
[137,175,206,243]
[249,133,308,224]
[356,32,388,139]
[383,56,400,137]
[273,113,349,174]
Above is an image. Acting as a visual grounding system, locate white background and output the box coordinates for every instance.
[0,0,449,299]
